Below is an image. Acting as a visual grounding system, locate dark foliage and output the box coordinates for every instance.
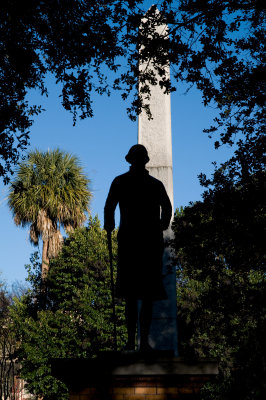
[172,171,266,398]
[0,282,21,399]
[1,1,265,181]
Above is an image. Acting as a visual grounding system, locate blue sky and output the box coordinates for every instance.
[0,71,234,289]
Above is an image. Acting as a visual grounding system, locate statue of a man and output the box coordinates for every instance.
[104,144,172,351]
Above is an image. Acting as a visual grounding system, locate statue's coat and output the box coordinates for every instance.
[104,167,172,300]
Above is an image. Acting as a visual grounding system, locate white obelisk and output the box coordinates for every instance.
[138,8,178,355]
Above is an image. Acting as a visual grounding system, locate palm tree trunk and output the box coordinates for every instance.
[41,239,49,281]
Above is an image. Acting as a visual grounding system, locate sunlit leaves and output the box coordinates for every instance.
[10,217,126,399]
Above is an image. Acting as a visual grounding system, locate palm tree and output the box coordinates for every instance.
[8,149,91,280]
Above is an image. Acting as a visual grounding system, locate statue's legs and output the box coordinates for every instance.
[125,298,138,350]
[139,299,153,351]
[125,298,153,351]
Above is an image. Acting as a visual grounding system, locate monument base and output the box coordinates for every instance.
[52,353,218,400]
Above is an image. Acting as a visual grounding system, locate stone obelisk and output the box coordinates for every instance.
[138,8,178,355]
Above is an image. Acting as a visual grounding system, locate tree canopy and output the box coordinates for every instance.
[172,170,266,398]
[10,217,126,400]
[0,279,27,400]
[0,280,13,400]
[1,0,265,181]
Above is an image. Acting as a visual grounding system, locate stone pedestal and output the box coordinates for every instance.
[52,354,218,400]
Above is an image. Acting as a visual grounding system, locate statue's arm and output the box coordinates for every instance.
[160,183,172,231]
[104,178,119,232]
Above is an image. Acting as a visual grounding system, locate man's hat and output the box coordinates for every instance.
[125,144,150,164]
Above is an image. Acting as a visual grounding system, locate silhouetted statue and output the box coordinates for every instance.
[104,144,172,352]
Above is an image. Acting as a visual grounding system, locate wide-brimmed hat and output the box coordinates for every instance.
[125,144,150,164]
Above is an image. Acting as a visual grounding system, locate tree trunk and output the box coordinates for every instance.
[41,239,49,281]
[40,239,49,309]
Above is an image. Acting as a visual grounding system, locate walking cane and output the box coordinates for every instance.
[107,231,118,352]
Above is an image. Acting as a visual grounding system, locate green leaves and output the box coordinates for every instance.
[10,216,126,399]
[173,174,266,398]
